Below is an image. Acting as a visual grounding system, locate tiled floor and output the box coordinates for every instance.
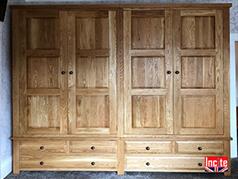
[5,158,238,179]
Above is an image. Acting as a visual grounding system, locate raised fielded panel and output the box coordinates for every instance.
[27,17,59,50]
[76,57,109,88]
[131,11,165,49]
[68,11,117,135]
[173,9,224,135]
[124,10,173,135]
[27,57,60,89]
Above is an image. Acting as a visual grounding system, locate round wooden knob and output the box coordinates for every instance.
[198,146,202,151]
[91,162,95,166]
[40,161,44,165]
[145,146,150,151]
[91,146,95,150]
[39,146,44,150]
[69,71,73,74]
[175,71,180,74]
[198,163,202,167]
[167,71,171,74]
[146,162,150,166]
[61,71,66,75]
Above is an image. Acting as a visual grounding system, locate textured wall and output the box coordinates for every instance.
[0,4,12,179]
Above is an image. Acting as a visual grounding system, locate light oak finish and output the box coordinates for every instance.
[125,141,172,154]
[12,4,231,175]
[69,141,117,153]
[175,141,224,155]
[125,156,204,171]
[173,9,224,135]
[124,9,173,135]
[67,10,117,135]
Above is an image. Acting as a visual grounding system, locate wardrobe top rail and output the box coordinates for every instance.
[10,3,232,10]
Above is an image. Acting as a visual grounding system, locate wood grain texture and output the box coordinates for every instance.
[70,140,116,153]
[12,4,231,175]
[125,141,172,154]
[68,10,117,135]
[132,57,165,88]
[175,141,224,154]
[223,8,231,176]
[124,10,173,135]
[125,156,204,171]
[10,3,232,10]
[12,9,21,137]
[174,9,224,135]
[131,11,164,49]
[132,96,165,129]
[27,17,59,50]
[76,57,108,88]
[27,57,59,88]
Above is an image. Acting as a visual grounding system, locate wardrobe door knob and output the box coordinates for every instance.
[91,162,95,166]
[40,161,44,165]
[145,162,150,166]
[145,146,150,151]
[91,146,95,150]
[198,146,202,151]
[39,146,44,150]
[167,71,171,74]
[175,71,180,74]
[69,71,73,75]
[61,71,66,75]
[198,163,202,167]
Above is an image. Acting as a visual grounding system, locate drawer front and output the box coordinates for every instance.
[20,155,117,170]
[126,156,204,171]
[176,141,224,154]
[70,141,116,153]
[20,141,67,155]
[126,141,172,154]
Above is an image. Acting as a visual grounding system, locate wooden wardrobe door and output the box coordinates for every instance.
[68,11,117,135]
[124,10,173,135]
[173,10,224,134]
[16,10,68,135]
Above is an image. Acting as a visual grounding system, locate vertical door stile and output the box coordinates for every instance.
[215,10,224,134]
[109,11,117,134]
[68,12,76,134]
[59,11,69,134]
[173,10,182,135]
[123,11,132,134]
[165,10,173,134]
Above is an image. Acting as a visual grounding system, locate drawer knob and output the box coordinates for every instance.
[69,71,73,75]
[198,146,202,151]
[91,146,95,150]
[39,146,44,150]
[198,163,202,167]
[91,162,95,166]
[40,161,44,165]
[175,71,180,74]
[61,71,66,75]
[167,71,171,74]
[145,162,150,166]
[145,146,150,151]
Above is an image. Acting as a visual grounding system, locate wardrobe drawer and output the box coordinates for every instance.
[19,141,67,155]
[20,155,117,170]
[125,141,172,154]
[125,156,204,171]
[176,141,224,154]
[69,141,117,153]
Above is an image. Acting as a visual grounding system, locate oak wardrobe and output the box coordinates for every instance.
[12,3,231,175]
